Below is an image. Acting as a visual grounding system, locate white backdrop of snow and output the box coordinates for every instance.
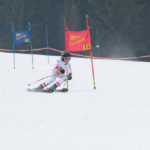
[0,52,150,150]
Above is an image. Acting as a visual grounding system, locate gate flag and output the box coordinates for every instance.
[65,15,96,90]
[12,22,33,69]
[65,30,91,51]
[13,30,31,43]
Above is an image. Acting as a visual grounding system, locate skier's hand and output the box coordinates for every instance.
[67,73,72,80]
[59,67,65,74]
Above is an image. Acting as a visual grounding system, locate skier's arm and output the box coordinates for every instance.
[67,64,72,80]
[52,60,65,74]
[59,67,65,74]
[67,73,72,80]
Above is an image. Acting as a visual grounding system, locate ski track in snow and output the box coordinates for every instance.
[0,52,150,150]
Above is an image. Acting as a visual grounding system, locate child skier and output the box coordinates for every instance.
[36,52,72,92]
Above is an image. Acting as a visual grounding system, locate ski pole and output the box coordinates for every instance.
[28,74,56,86]
[63,80,67,88]
[66,70,69,89]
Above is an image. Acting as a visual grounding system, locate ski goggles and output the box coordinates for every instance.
[64,57,71,61]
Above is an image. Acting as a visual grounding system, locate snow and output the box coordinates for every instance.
[1,52,150,150]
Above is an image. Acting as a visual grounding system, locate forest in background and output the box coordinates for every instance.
[0,0,150,60]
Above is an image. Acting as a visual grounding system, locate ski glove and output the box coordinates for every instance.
[67,73,72,80]
[59,67,65,74]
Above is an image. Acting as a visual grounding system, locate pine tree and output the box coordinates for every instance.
[2,0,27,50]
[87,0,145,57]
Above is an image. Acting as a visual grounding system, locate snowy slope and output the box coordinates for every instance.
[0,52,150,150]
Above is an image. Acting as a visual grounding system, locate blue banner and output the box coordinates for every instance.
[13,30,31,43]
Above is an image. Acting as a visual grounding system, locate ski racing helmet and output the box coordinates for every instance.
[61,52,71,61]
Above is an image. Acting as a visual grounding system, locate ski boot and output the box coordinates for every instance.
[48,84,57,93]
[36,84,43,90]
[61,88,68,92]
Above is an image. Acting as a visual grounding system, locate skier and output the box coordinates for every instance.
[36,52,72,92]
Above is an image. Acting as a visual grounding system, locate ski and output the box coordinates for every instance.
[27,88,68,93]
